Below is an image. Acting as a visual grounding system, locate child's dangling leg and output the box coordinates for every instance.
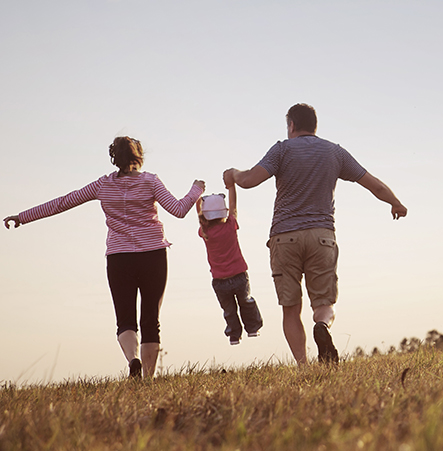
[212,278,243,345]
[235,272,263,337]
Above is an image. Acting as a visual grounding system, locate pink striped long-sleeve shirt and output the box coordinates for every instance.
[19,171,203,255]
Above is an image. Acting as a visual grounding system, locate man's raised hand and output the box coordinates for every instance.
[223,169,235,188]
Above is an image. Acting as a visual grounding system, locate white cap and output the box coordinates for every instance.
[201,194,228,220]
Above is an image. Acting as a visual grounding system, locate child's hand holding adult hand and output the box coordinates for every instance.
[223,169,235,188]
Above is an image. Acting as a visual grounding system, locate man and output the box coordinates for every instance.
[223,103,407,364]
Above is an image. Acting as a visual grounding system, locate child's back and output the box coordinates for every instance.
[199,213,247,279]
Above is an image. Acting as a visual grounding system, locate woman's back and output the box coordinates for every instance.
[99,171,202,255]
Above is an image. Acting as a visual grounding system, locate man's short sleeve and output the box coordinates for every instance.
[257,141,283,177]
[338,146,367,182]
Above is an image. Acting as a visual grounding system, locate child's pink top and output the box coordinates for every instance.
[19,171,203,256]
[198,215,248,279]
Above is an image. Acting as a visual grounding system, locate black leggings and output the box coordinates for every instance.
[106,249,167,343]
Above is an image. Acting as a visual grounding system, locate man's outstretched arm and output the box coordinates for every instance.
[357,172,407,220]
[223,165,271,189]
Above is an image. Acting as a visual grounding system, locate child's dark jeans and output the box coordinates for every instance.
[212,272,263,341]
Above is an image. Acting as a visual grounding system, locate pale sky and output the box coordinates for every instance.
[1,0,442,384]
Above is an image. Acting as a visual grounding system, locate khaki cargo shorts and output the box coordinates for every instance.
[268,228,339,308]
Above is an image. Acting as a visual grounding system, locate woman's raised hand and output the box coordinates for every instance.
[3,215,21,229]
[193,180,206,191]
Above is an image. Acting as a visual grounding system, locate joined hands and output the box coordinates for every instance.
[223,169,235,188]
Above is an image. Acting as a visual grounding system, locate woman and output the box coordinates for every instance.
[4,136,205,378]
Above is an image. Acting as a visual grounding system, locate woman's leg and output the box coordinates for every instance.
[107,253,140,370]
[117,329,139,363]
[141,343,160,378]
[137,249,168,378]
[118,330,142,378]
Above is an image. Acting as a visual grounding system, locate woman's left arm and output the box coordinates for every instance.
[154,177,205,218]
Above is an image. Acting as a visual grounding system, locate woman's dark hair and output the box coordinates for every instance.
[109,136,144,173]
[286,103,317,133]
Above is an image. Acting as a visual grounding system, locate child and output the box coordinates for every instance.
[196,185,263,345]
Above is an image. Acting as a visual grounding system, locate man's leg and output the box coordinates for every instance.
[305,229,339,363]
[313,304,335,327]
[268,231,305,363]
[312,304,338,363]
[282,304,307,364]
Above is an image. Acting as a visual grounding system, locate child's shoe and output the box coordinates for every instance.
[247,331,260,338]
[230,337,241,345]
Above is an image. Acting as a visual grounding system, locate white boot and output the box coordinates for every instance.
[141,342,160,378]
[117,330,140,363]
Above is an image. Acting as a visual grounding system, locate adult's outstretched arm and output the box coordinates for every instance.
[357,172,407,220]
[3,215,20,229]
[223,165,271,189]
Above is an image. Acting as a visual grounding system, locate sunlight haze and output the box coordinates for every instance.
[1,0,441,383]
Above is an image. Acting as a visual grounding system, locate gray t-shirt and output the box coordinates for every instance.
[258,135,366,236]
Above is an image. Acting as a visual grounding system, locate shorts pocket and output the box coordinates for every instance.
[318,237,336,248]
[274,235,299,245]
[270,235,298,274]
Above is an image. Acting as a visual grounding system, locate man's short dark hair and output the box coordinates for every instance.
[286,103,317,133]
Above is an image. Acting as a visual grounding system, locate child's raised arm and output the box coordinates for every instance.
[228,185,237,219]
[195,197,202,215]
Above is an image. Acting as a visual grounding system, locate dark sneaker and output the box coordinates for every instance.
[230,337,241,345]
[129,358,142,378]
[313,322,339,364]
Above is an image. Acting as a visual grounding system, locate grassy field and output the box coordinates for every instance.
[1,347,443,451]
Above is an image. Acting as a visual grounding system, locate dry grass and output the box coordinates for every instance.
[1,348,443,450]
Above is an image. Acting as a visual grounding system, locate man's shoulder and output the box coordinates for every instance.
[314,136,342,149]
[285,135,339,148]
